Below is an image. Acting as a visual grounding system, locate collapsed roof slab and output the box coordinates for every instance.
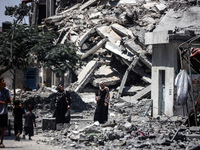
[105,42,133,61]
[76,28,96,47]
[74,60,99,92]
[94,65,117,77]
[44,14,66,24]
[96,26,121,45]
[117,57,139,99]
[139,54,152,69]
[124,39,143,55]
[131,84,151,100]
[81,39,107,60]
[121,86,144,96]
[155,3,167,14]
[57,3,80,16]
[111,23,134,37]
[122,59,151,83]
[91,76,121,87]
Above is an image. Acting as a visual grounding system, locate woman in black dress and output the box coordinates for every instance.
[94,82,110,124]
[54,85,71,123]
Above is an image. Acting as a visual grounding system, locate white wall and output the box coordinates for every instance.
[151,43,178,117]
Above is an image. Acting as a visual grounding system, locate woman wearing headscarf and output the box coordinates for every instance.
[54,85,71,123]
[94,82,110,124]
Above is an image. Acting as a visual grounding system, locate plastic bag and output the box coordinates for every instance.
[65,109,70,123]
[174,69,191,105]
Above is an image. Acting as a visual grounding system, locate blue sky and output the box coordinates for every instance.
[0,0,29,27]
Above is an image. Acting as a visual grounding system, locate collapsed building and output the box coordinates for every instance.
[26,0,200,117]
[2,0,200,149]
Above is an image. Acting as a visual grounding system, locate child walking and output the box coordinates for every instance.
[13,100,25,141]
[23,104,36,140]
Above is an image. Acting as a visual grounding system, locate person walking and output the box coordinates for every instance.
[23,104,36,140]
[94,81,110,124]
[13,100,25,141]
[0,77,12,148]
[54,85,71,124]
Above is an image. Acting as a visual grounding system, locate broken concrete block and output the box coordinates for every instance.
[132,85,151,100]
[139,54,152,69]
[105,42,133,61]
[156,3,167,14]
[117,57,139,99]
[94,65,117,77]
[118,0,137,4]
[89,12,102,19]
[92,76,121,87]
[124,39,142,55]
[97,26,121,45]
[74,60,99,92]
[81,39,107,60]
[122,59,151,83]
[77,28,96,47]
[111,23,133,37]
[69,30,79,43]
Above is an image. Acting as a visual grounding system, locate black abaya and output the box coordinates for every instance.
[94,87,109,124]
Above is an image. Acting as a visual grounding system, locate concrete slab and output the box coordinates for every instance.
[105,42,133,61]
[125,39,142,55]
[118,0,137,4]
[155,3,167,14]
[97,26,121,45]
[89,12,102,19]
[132,85,151,100]
[111,23,133,37]
[185,134,200,139]
[75,60,99,92]
[154,7,200,32]
[77,28,96,47]
[92,76,121,87]
[79,92,96,103]
[117,86,144,95]
[120,96,138,104]
[81,39,107,59]
[143,2,158,10]
[94,65,116,77]
[145,31,169,45]
[117,57,139,98]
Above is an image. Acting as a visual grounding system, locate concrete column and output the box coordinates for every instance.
[151,43,178,117]
[46,0,55,18]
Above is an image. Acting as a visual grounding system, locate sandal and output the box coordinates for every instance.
[0,143,5,148]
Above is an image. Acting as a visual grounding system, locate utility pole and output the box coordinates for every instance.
[10,19,16,102]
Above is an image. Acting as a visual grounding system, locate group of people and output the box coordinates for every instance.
[54,81,110,125]
[0,76,110,148]
[0,77,36,148]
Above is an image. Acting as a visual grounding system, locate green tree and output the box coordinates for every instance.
[0,4,80,77]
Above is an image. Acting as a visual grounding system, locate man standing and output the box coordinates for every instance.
[94,81,110,124]
[0,77,12,148]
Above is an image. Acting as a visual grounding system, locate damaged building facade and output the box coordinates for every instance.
[2,0,200,118]
[34,0,199,117]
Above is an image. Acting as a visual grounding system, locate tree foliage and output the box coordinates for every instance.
[0,4,80,77]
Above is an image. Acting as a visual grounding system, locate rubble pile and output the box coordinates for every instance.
[36,98,200,149]
[42,0,170,99]
[42,0,199,101]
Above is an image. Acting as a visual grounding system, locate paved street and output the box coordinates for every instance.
[3,133,66,150]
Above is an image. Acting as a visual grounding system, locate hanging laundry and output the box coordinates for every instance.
[174,69,192,105]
